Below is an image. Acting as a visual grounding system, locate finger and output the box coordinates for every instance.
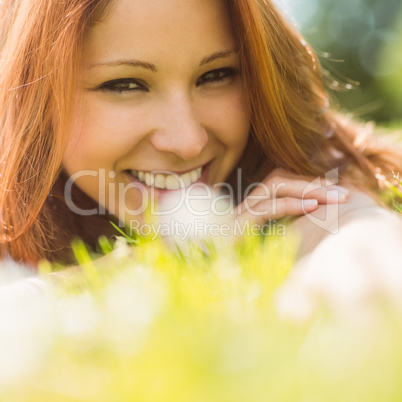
[262,173,342,197]
[313,185,349,204]
[265,168,338,186]
[272,183,349,204]
[237,197,319,226]
[238,178,314,212]
[238,179,348,214]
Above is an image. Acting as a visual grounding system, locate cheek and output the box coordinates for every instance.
[202,88,250,149]
[63,100,147,173]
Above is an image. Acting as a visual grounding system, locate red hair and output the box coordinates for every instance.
[0,0,111,264]
[226,0,402,183]
[0,0,401,265]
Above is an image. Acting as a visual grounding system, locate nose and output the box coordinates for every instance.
[149,93,208,160]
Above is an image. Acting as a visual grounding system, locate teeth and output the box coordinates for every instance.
[181,173,192,187]
[145,172,153,187]
[130,167,202,189]
[165,175,181,190]
[190,170,199,183]
[154,174,165,189]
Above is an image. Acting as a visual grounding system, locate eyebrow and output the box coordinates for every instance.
[199,50,236,66]
[85,50,236,71]
[85,60,158,72]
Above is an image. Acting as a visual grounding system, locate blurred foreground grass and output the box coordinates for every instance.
[1,227,402,402]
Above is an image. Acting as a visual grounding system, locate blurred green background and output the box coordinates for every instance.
[277,0,402,124]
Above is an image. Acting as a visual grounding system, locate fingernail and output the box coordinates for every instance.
[332,185,349,195]
[326,189,348,203]
[302,199,318,209]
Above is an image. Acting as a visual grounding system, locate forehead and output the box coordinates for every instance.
[84,0,236,65]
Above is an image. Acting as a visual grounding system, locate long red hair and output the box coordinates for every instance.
[226,0,402,184]
[0,0,111,264]
[0,0,401,265]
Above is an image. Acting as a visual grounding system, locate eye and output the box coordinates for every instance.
[197,68,237,86]
[97,78,147,94]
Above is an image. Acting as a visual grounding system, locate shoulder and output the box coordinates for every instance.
[289,185,402,259]
[277,189,402,320]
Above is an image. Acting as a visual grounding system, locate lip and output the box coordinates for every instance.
[130,164,208,176]
[124,162,212,199]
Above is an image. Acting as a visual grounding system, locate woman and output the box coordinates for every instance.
[0,0,400,267]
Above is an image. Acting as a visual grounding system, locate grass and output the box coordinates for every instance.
[1,179,402,401]
[1,224,402,402]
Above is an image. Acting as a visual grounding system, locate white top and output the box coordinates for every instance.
[290,186,402,258]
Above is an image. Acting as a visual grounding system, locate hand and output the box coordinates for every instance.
[153,168,350,254]
[234,168,350,226]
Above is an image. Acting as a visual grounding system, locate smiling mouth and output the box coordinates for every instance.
[128,166,203,190]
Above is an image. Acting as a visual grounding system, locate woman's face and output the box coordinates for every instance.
[63,0,250,225]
